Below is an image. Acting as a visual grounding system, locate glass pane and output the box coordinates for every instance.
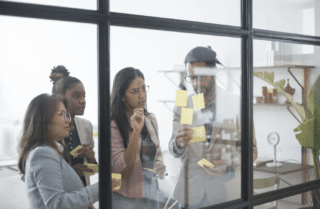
[253,0,319,36]
[110,26,242,208]
[2,0,97,10]
[253,39,319,200]
[110,0,240,26]
[0,16,99,208]
[254,191,313,208]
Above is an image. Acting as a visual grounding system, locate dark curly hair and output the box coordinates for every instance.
[49,65,81,95]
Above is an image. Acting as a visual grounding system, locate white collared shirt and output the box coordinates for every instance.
[55,141,64,153]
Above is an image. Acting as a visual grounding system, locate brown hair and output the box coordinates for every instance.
[18,94,70,174]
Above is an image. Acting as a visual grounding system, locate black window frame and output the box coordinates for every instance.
[1,0,320,208]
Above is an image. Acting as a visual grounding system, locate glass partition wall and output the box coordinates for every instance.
[1,0,320,209]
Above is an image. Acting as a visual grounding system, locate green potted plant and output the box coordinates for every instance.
[254,71,320,207]
[253,71,320,177]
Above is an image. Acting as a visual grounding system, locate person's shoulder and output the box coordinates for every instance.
[146,112,157,121]
[28,145,58,161]
[75,116,92,126]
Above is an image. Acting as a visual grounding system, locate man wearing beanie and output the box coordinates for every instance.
[169,46,258,208]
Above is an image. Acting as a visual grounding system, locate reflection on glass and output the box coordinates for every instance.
[3,0,97,10]
[253,0,319,36]
[111,0,240,26]
[110,26,242,208]
[254,191,313,209]
[253,40,319,205]
[0,15,98,208]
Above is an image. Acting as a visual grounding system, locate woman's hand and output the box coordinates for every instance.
[154,161,166,179]
[131,108,144,133]
[72,164,94,177]
[112,178,121,192]
[76,144,95,160]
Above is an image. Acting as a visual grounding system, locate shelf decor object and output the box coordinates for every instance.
[253,70,320,180]
[266,132,283,167]
[284,78,295,104]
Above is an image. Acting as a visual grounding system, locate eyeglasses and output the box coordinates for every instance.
[184,75,208,83]
[59,111,71,122]
[129,86,149,95]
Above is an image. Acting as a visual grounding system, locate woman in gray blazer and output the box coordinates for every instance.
[18,94,99,209]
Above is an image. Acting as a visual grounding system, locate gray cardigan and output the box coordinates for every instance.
[24,145,99,209]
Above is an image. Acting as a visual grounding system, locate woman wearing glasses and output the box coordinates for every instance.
[18,94,99,209]
[111,67,166,209]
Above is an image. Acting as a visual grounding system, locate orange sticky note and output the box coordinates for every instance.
[112,173,122,190]
[192,126,206,142]
[193,93,205,111]
[180,107,193,125]
[197,158,215,169]
[175,90,188,107]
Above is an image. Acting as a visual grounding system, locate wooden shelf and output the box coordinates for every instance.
[254,103,305,107]
[253,65,314,70]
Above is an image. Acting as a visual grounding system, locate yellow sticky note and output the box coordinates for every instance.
[175,90,188,107]
[112,173,122,190]
[93,131,98,138]
[192,126,206,142]
[197,158,215,169]
[70,145,83,157]
[193,93,205,111]
[180,107,193,125]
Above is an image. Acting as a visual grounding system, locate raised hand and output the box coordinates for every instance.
[131,108,145,133]
[176,126,193,148]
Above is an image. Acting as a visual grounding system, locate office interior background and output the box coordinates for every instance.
[1,0,320,208]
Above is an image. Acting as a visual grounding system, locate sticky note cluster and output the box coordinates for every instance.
[175,91,206,125]
[197,158,215,169]
[83,163,99,175]
[192,126,206,142]
[70,145,83,157]
[112,173,122,190]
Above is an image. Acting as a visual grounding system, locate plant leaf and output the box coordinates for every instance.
[274,79,286,91]
[263,71,274,84]
[253,71,263,79]
[294,117,320,150]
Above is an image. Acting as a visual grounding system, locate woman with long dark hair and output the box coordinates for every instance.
[18,94,99,209]
[111,67,166,209]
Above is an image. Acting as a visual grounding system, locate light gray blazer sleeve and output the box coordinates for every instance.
[169,105,186,158]
[28,147,99,209]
